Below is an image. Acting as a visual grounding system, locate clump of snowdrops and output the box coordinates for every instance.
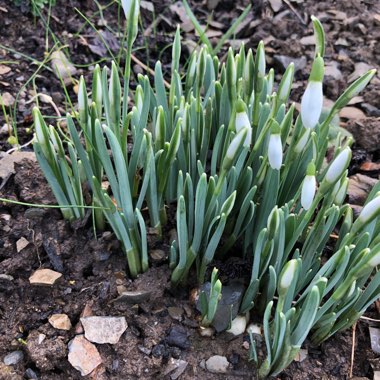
[33,0,380,377]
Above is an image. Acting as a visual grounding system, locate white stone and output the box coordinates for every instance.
[205,355,230,373]
[246,323,261,335]
[81,316,128,344]
[16,237,29,252]
[226,314,248,336]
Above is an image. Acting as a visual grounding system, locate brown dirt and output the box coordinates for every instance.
[0,0,379,379]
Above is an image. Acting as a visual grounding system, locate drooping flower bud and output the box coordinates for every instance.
[78,75,88,126]
[278,259,298,296]
[235,99,251,147]
[358,193,380,226]
[254,41,266,93]
[333,177,348,206]
[222,127,248,172]
[278,63,295,104]
[301,162,316,210]
[268,121,282,170]
[325,147,351,184]
[135,85,144,117]
[301,56,324,129]
[294,128,311,153]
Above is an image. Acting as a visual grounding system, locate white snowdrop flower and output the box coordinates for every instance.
[333,178,348,205]
[33,107,45,146]
[121,0,139,20]
[279,259,298,292]
[278,63,294,103]
[301,56,324,129]
[226,127,248,161]
[301,175,316,211]
[294,128,311,153]
[235,99,252,147]
[301,82,323,129]
[78,76,86,115]
[135,85,143,117]
[368,251,380,268]
[268,124,282,170]
[325,147,351,184]
[358,194,380,225]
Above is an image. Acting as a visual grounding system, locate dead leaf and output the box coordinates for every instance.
[300,35,315,45]
[268,0,283,12]
[324,61,342,80]
[0,152,36,186]
[51,51,77,85]
[335,37,349,46]
[348,96,364,105]
[348,62,373,83]
[340,107,366,120]
[359,161,380,172]
[140,0,154,12]
[207,0,220,11]
[0,65,11,75]
[170,2,194,32]
[88,30,120,58]
[0,92,15,107]
[204,29,223,39]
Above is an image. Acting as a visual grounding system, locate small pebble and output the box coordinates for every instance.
[199,327,215,337]
[168,307,184,321]
[205,355,230,373]
[226,314,248,336]
[3,350,24,365]
[25,368,38,379]
[138,345,152,355]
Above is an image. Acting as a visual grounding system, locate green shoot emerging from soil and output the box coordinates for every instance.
[32,2,379,377]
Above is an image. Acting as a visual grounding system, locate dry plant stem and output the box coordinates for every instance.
[350,322,357,379]
[360,316,380,323]
[283,0,306,25]
[130,53,171,88]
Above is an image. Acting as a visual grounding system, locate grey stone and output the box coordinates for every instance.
[165,326,190,349]
[273,55,306,73]
[3,351,24,366]
[205,355,230,373]
[81,316,127,344]
[197,281,245,332]
[25,368,38,379]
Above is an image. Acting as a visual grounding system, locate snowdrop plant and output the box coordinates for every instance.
[32,4,380,377]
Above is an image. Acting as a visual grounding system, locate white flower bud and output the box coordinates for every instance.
[226,127,248,161]
[235,111,251,147]
[325,148,351,184]
[294,128,311,153]
[268,133,282,170]
[358,195,380,225]
[33,108,45,146]
[135,85,143,117]
[301,175,316,210]
[121,0,139,20]
[301,81,323,129]
[368,251,380,268]
[78,77,87,115]
[333,178,348,205]
[279,259,298,292]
